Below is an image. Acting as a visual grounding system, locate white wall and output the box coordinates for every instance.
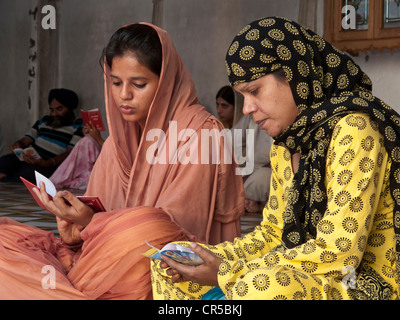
[163,0,300,114]
[58,0,154,138]
[352,49,400,111]
[0,0,30,155]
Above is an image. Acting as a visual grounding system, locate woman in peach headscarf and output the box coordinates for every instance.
[0,23,244,299]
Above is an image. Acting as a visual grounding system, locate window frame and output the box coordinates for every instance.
[323,0,400,55]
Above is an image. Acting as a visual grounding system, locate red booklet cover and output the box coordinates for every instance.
[80,108,106,131]
[21,172,105,215]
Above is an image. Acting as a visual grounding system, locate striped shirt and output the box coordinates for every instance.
[25,116,83,160]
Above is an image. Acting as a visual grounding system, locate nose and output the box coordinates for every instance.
[50,109,60,117]
[120,83,133,100]
[217,105,224,116]
[242,98,256,115]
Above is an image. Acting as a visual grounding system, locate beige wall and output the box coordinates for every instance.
[352,49,400,109]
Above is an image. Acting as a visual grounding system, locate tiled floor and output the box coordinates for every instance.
[0,182,85,236]
[0,181,263,238]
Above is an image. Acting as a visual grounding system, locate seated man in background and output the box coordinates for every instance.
[0,88,83,183]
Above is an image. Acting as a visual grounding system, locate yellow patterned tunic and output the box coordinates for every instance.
[151,113,398,300]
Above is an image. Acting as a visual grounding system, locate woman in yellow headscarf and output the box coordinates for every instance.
[152,16,399,300]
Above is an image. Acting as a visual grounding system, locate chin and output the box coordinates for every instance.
[121,114,138,123]
[264,126,279,137]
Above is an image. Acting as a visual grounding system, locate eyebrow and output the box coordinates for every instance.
[110,74,148,81]
[234,82,252,93]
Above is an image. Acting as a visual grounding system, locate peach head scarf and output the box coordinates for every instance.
[85,23,244,244]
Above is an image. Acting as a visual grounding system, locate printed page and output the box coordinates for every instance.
[143,242,204,266]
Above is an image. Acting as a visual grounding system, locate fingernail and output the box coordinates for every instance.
[62,191,69,197]
[190,242,197,249]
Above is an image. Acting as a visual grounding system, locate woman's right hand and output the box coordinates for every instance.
[33,182,95,245]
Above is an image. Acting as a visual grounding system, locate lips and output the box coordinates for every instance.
[120,105,136,115]
[256,119,267,129]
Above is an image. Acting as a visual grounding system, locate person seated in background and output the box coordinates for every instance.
[0,88,83,183]
[50,121,105,190]
[218,84,272,212]
[233,113,272,213]
[216,85,243,129]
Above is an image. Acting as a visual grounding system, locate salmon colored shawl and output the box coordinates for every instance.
[85,23,244,244]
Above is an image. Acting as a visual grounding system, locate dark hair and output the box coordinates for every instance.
[216,85,235,105]
[100,24,162,76]
[272,68,287,83]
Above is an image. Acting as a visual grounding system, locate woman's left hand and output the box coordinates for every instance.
[33,182,94,227]
[160,243,222,287]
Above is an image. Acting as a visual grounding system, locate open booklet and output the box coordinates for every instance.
[13,147,41,161]
[21,171,105,214]
[143,242,204,266]
[80,108,105,131]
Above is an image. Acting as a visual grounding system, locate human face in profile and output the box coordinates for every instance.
[110,53,160,130]
[234,73,298,138]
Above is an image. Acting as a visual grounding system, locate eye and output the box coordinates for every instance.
[250,88,258,96]
[134,83,147,89]
[112,81,121,86]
